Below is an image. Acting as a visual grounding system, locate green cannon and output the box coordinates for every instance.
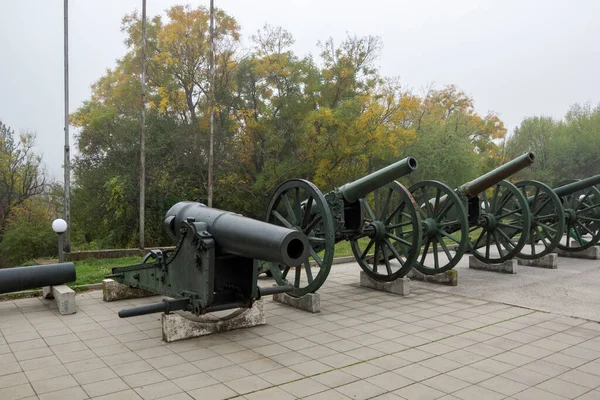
[108,202,310,317]
[407,152,535,274]
[264,157,422,296]
[515,175,600,259]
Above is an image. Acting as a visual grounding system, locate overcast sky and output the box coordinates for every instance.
[1,0,599,181]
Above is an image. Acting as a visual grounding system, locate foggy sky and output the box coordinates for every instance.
[1,0,599,181]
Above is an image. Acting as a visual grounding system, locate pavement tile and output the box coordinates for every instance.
[446,365,494,384]
[478,375,529,396]
[536,378,589,399]
[393,382,445,400]
[134,381,182,400]
[0,372,28,389]
[575,390,600,400]
[302,388,353,400]
[422,374,471,393]
[452,384,505,400]
[502,366,552,386]
[24,364,70,382]
[30,374,79,394]
[577,361,600,376]
[223,375,271,395]
[172,372,219,391]
[557,369,600,389]
[492,351,536,367]
[343,362,387,379]
[288,359,331,376]
[83,377,129,397]
[280,377,329,397]
[192,355,234,372]
[0,383,35,400]
[522,359,570,377]
[73,366,118,385]
[18,355,60,371]
[38,386,88,400]
[111,360,154,377]
[245,386,296,400]
[366,371,414,391]
[186,383,237,400]
[261,367,303,385]
[156,363,202,380]
[512,386,568,400]
[65,357,107,374]
[206,365,252,382]
[469,358,515,375]
[543,352,588,368]
[336,380,387,400]
[368,355,411,371]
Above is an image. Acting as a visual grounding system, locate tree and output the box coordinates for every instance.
[0,121,46,238]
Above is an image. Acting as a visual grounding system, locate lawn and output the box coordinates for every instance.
[71,257,143,286]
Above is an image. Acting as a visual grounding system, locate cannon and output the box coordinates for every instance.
[108,202,310,318]
[407,153,535,274]
[514,175,600,259]
[0,262,76,294]
[263,157,422,296]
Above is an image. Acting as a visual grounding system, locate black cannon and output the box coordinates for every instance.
[0,263,76,294]
[109,202,310,318]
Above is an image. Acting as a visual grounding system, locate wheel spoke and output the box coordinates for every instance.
[304,214,323,233]
[496,228,516,250]
[301,196,313,229]
[440,229,461,244]
[384,238,405,266]
[433,240,439,269]
[304,262,314,283]
[294,265,301,287]
[437,233,454,262]
[485,232,491,259]
[385,232,412,247]
[272,210,293,228]
[373,243,379,273]
[294,187,302,224]
[362,198,377,221]
[282,193,296,225]
[381,188,393,220]
[361,239,375,260]
[433,188,441,217]
[308,236,326,243]
[282,265,290,279]
[493,231,505,257]
[383,247,393,276]
[309,248,323,266]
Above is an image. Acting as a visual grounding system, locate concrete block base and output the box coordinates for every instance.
[469,256,517,273]
[161,299,266,342]
[52,285,76,315]
[102,279,155,302]
[406,268,458,286]
[360,271,409,296]
[556,245,600,260]
[42,286,54,300]
[517,253,558,269]
[272,292,320,313]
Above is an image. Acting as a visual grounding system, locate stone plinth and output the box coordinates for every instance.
[359,271,409,296]
[52,285,76,315]
[517,253,558,269]
[406,268,458,286]
[162,299,266,342]
[102,279,155,302]
[556,245,600,260]
[272,292,320,313]
[469,256,517,274]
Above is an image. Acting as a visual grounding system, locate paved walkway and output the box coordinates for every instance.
[1,263,600,400]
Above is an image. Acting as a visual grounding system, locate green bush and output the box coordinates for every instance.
[0,199,57,267]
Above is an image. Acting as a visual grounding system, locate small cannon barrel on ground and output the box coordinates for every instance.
[515,174,600,259]
[110,202,308,318]
[408,153,535,275]
[264,156,423,297]
[0,263,76,294]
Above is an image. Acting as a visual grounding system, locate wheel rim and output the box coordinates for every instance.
[470,180,531,263]
[350,181,422,281]
[265,179,335,297]
[408,180,469,275]
[555,180,600,251]
[515,180,565,259]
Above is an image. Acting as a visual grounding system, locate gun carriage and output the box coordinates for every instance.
[264,157,423,296]
[407,153,535,275]
[515,175,600,258]
[108,202,310,318]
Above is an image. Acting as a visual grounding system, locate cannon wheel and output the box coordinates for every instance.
[515,180,565,259]
[408,180,469,275]
[470,180,531,263]
[350,181,422,282]
[555,180,600,252]
[265,179,335,297]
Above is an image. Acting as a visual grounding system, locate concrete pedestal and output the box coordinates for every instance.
[52,285,76,315]
[161,299,266,342]
[406,268,457,286]
[42,286,54,299]
[517,253,558,269]
[272,292,320,313]
[102,279,155,302]
[359,271,409,296]
[469,256,517,274]
[556,245,600,260]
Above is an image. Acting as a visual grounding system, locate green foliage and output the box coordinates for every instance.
[0,199,56,267]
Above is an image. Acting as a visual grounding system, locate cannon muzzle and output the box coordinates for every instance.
[338,157,418,203]
[554,175,600,198]
[164,202,309,267]
[458,152,534,199]
[0,263,76,294]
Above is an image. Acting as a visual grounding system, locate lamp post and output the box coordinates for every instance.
[52,219,68,263]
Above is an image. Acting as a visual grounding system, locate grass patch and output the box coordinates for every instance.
[72,257,142,286]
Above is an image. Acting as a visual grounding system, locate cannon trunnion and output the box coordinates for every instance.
[110,202,310,318]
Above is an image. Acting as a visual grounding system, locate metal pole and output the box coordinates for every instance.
[63,0,71,252]
[58,233,64,263]
[207,0,215,207]
[139,0,147,249]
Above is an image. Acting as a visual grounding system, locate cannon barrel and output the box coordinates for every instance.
[0,263,76,294]
[164,202,309,267]
[338,157,418,203]
[553,175,600,198]
[457,152,534,199]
